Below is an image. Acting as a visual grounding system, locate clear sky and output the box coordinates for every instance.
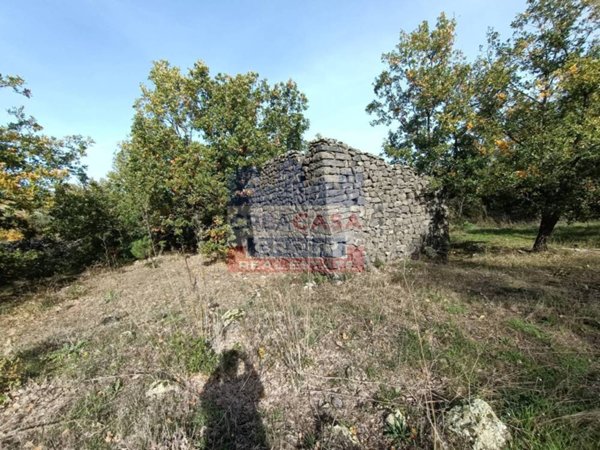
[1,0,526,180]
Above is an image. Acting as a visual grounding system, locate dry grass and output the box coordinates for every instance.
[1,224,599,449]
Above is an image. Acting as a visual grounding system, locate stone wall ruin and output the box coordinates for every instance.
[229,138,448,272]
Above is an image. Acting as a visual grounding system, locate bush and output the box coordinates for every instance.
[130,236,153,260]
[0,356,23,405]
[0,239,71,284]
[0,245,39,283]
[0,182,132,285]
[50,182,128,265]
[199,217,232,260]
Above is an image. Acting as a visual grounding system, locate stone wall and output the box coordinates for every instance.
[230,138,448,271]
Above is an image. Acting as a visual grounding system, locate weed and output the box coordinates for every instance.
[167,333,219,374]
[64,283,88,299]
[373,258,385,269]
[40,294,65,308]
[298,272,330,285]
[365,365,377,380]
[47,340,87,364]
[262,290,313,382]
[300,431,319,449]
[159,310,185,325]
[70,379,123,424]
[444,303,468,315]
[390,328,429,367]
[384,410,413,446]
[0,356,23,405]
[501,388,600,450]
[267,407,285,424]
[507,318,549,342]
[374,385,403,408]
[104,290,119,303]
[497,347,529,365]
[557,352,590,378]
[429,322,486,389]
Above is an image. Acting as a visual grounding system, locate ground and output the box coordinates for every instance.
[1,222,599,449]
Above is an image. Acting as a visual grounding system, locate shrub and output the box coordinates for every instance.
[0,356,23,405]
[199,217,232,260]
[0,182,132,285]
[130,236,153,260]
[50,182,128,266]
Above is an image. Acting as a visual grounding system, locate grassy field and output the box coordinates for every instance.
[1,223,599,449]
[453,221,600,250]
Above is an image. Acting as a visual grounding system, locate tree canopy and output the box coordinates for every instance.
[111,60,309,250]
[477,0,600,250]
[0,74,91,242]
[366,14,485,217]
[368,0,600,250]
[2,0,599,285]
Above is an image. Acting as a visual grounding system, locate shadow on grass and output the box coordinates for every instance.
[0,274,79,316]
[1,338,75,403]
[199,349,267,449]
[446,223,600,316]
[449,240,529,256]
[394,236,600,448]
[15,340,65,379]
[434,256,596,308]
[396,248,600,347]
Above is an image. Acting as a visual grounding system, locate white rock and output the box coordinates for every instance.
[331,424,360,445]
[386,410,407,430]
[145,380,180,399]
[446,398,510,450]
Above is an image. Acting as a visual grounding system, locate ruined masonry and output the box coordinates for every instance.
[231,138,448,271]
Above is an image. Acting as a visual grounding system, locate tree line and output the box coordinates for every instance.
[367,0,599,250]
[1,0,598,283]
[0,63,309,283]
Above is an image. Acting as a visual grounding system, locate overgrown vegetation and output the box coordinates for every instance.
[2,0,598,284]
[110,60,309,255]
[1,61,309,283]
[1,0,599,448]
[1,224,598,448]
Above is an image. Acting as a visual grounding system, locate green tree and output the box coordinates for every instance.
[0,74,96,283]
[0,74,91,241]
[366,14,481,216]
[200,71,309,175]
[49,181,127,267]
[112,60,309,251]
[478,0,600,250]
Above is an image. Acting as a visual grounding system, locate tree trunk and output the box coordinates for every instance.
[532,211,560,252]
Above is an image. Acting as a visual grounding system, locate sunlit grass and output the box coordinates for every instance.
[452,221,600,250]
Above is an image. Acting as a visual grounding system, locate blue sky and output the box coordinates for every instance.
[1,0,526,180]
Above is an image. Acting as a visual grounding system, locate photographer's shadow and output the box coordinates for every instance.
[200,349,267,449]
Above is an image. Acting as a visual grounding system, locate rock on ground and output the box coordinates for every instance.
[445,398,510,450]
